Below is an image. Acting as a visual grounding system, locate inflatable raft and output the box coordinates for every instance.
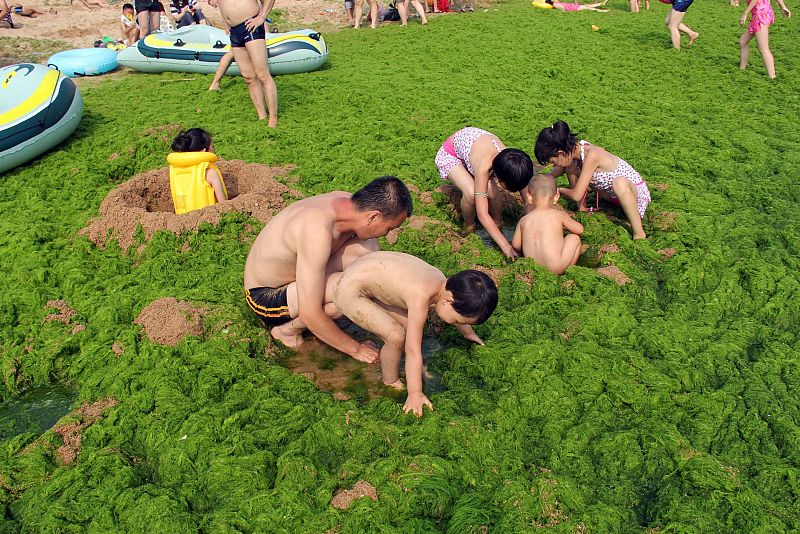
[117,26,328,76]
[0,64,83,174]
[47,48,119,78]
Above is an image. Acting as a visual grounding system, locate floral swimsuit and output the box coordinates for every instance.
[579,140,651,217]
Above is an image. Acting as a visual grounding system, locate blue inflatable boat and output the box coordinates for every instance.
[0,64,84,174]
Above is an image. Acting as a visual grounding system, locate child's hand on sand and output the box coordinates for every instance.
[404,392,433,417]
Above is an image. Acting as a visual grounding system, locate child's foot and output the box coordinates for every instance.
[688,32,699,47]
[208,82,220,91]
[268,118,278,129]
[460,224,476,237]
[271,325,303,348]
[384,379,406,390]
[633,231,646,240]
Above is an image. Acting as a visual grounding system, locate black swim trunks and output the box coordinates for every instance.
[135,0,162,13]
[245,286,292,327]
[229,19,266,48]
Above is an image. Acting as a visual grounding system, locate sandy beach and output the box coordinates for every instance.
[0,0,353,51]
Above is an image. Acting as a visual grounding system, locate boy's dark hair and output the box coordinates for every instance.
[446,270,498,324]
[122,2,134,9]
[492,148,534,193]
[172,128,212,152]
[534,120,578,165]
[351,176,413,219]
[530,174,557,200]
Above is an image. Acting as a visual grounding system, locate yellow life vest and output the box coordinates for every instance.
[167,151,228,215]
[532,1,554,8]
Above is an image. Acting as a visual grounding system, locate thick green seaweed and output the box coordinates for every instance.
[0,0,798,531]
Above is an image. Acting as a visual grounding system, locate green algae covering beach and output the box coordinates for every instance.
[1,0,799,531]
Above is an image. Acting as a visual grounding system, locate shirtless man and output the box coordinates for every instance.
[215,0,278,127]
[512,175,583,275]
[334,252,497,416]
[244,176,412,363]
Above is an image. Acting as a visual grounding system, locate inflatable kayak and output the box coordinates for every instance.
[0,64,83,174]
[47,47,118,78]
[117,25,328,76]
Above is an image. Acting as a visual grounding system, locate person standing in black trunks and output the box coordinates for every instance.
[213,0,278,127]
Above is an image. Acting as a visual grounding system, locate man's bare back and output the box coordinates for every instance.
[335,251,445,312]
[244,192,352,290]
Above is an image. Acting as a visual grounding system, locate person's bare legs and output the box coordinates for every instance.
[270,238,377,347]
[231,45,270,124]
[354,0,364,28]
[578,5,608,11]
[611,178,646,239]
[136,10,152,37]
[149,10,160,32]
[369,0,378,28]
[666,10,697,49]
[446,165,477,234]
[739,30,753,70]
[630,0,639,12]
[270,272,344,347]
[243,38,278,127]
[209,50,234,90]
[546,234,582,275]
[754,27,776,78]
[336,292,406,373]
[411,0,428,23]
[398,0,409,24]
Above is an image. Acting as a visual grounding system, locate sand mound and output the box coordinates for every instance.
[597,266,631,286]
[44,300,76,324]
[53,397,117,466]
[331,480,378,510]
[134,297,206,346]
[81,160,298,250]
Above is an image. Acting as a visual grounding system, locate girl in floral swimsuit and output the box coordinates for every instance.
[534,120,650,240]
[739,0,791,79]
[435,127,534,259]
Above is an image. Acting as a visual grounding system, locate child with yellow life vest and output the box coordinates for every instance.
[168,128,228,214]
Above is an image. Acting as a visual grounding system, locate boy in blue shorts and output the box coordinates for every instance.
[666,0,698,49]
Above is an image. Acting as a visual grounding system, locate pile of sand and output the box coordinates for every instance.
[81,160,297,250]
[53,397,118,465]
[330,480,378,510]
[134,297,206,346]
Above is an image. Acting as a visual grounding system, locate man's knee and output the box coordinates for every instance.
[255,70,274,84]
[385,326,406,347]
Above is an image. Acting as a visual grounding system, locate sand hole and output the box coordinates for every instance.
[81,160,299,250]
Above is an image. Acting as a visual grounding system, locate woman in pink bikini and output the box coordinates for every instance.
[534,121,650,240]
[435,127,534,259]
[739,0,791,79]
[545,0,608,12]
